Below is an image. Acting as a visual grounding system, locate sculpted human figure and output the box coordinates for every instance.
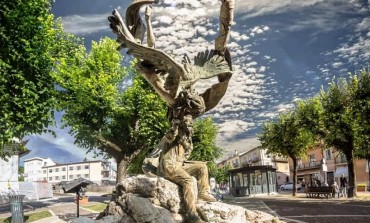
[108,1,234,222]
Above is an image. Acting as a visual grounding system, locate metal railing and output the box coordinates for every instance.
[292,161,321,170]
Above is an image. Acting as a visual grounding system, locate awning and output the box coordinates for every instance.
[334,166,348,177]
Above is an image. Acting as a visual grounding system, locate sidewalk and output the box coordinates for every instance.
[32,215,66,223]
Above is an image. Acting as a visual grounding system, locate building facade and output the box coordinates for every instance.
[288,146,369,189]
[216,146,289,196]
[239,147,290,186]
[42,160,116,185]
[24,157,56,182]
[0,140,30,191]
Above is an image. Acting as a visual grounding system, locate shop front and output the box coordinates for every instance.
[228,165,277,197]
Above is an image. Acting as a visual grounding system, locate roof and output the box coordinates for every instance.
[24,157,45,162]
[3,139,30,156]
[62,178,94,193]
[41,160,105,168]
[228,165,277,173]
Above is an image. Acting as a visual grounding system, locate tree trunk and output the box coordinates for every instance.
[346,150,356,198]
[292,157,298,196]
[116,157,128,183]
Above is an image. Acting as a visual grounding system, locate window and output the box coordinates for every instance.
[85,165,89,169]
[49,169,52,173]
[62,175,66,180]
[84,174,89,178]
[44,162,47,166]
[43,177,47,181]
[77,166,81,170]
[77,174,81,178]
[309,154,316,162]
[62,167,66,171]
[43,170,46,174]
[69,175,73,179]
[55,176,59,180]
[55,168,59,172]
[69,166,73,171]
[325,150,332,160]
[49,177,52,181]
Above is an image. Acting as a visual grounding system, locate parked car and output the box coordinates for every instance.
[280,182,302,190]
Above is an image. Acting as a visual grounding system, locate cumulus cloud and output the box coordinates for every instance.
[61,13,108,34]
[236,0,326,18]
[56,0,370,158]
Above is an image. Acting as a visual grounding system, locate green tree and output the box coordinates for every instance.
[18,166,24,182]
[189,117,223,174]
[350,70,370,161]
[319,78,357,197]
[54,38,168,182]
[213,165,231,185]
[0,0,77,155]
[259,112,315,196]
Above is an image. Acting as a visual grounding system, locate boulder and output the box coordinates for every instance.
[93,175,283,223]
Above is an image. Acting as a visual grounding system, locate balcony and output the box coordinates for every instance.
[335,156,347,164]
[293,161,321,170]
[232,161,240,168]
[272,156,288,162]
[251,157,260,163]
[242,161,251,167]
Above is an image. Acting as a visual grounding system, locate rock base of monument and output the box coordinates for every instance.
[74,175,282,223]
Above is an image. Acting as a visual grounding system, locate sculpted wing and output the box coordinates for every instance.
[180,50,232,86]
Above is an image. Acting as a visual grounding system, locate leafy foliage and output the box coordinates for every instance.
[259,111,315,196]
[189,117,223,174]
[213,165,231,184]
[0,0,76,155]
[349,71,370,160]
[54,38,168,181]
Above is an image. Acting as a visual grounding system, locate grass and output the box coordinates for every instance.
[0,210,52,223]
[82,203,107,212]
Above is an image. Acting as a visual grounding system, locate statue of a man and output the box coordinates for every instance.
[108,1,234,222]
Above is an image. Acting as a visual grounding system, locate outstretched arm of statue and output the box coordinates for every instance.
[145,6,155,48]
[136,62,176,105]
[215,0,235,53]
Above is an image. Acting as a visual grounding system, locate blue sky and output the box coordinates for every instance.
[21,0,370,164]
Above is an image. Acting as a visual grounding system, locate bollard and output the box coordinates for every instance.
[8,195,25,223]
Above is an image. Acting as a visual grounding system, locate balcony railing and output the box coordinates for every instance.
[251,157,260,163]
[232,162,240,168]
[242,161,251,167]
[335,156,347,164]
[272,156,288,162]
[293,161,321,170]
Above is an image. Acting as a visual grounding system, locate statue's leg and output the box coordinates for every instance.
[183,163,216,202]
[164,164,197,213]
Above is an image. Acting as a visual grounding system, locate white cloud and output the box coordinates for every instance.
[236,0,326,18]
[61,13,108,34]
[356,17,370,31]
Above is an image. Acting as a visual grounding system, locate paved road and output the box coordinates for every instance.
[225,195,370,223]
[2,192,369,223]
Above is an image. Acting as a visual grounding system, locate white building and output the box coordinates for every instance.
[42,160,116,185]
[0,140,30,190]
[24,157,56,182]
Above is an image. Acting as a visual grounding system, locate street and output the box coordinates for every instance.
[1,192,370,223]
[225,192,370,223]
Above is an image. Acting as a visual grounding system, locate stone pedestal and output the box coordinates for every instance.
[93,175,282,223]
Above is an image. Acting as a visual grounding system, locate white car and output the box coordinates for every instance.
[280,182,302,190]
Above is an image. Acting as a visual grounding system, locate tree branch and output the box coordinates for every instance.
[95,134,122,153]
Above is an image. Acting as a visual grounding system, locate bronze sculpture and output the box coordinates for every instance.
[108,0,234,222]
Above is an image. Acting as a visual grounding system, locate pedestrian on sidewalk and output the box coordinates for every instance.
[332,181,339,198]
[340,174,347,198]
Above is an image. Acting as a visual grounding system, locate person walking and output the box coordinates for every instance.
[340,174,347,198]
[332,181,339,198]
